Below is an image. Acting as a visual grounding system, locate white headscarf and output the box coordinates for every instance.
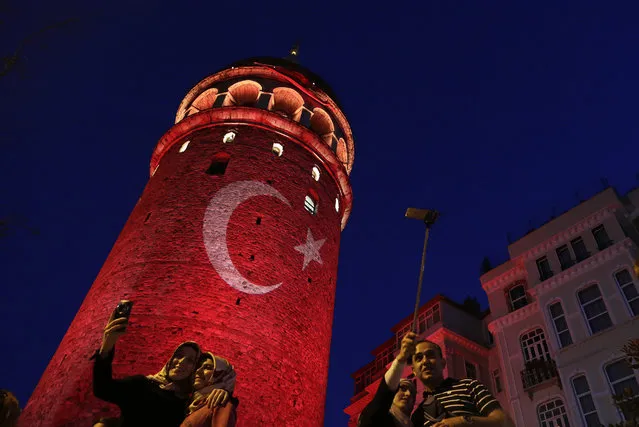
[188,352,237,415]
[146,341,201,396]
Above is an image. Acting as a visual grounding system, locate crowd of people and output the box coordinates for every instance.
[91,302,238,427]
[0,303,516,427]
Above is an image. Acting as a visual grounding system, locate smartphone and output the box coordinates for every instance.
[113,300,133,320]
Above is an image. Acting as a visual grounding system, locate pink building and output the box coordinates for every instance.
[346,187,639,426]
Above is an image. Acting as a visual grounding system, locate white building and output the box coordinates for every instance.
[482,187,639,426]
[346,187,639,426]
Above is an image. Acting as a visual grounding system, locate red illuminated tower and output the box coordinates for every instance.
[20,54,354,426]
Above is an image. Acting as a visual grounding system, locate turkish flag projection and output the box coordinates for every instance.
[19,122,345,426]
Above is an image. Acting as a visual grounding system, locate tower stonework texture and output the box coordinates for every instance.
[20,57,354,426]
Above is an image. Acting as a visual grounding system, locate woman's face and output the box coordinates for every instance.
[193,358,215,390]
[168,346,198,381]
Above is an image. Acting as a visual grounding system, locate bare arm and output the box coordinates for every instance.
[386,332,416,390]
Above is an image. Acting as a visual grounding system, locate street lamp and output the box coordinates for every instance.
[405,208,439,333]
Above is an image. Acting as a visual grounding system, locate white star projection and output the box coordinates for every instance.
[294,228,325,271]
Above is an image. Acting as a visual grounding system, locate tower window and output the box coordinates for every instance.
[311,166,320,181]
[335,197,340,213]
[304,195,318,215]
[213,94,226,107]
[256,93,271,109]
[272,143,283,157]
[206,153,231,176]
[179,140,190,153]
[223,132,236,144]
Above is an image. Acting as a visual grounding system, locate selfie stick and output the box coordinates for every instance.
[405,208,439,334]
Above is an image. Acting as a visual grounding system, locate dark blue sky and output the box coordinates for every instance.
[2,1,638,425]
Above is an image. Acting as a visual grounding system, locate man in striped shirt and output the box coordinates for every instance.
[409,340,512,427]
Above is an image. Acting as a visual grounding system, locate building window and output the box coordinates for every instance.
[376,346,395,369]
[272,142,283,157]
[213,94,226,107]
[205,153,230,176]
[416,304,441,334]
[256,93,272,109]
[395,324,412,349]
[493,369,502,393]
[556,245,574,270]
[304,195,318,215]
[311,166,320,181]
[592,224,613,250]
[536,256,553,281]
[605,359,639,421]
[549,301,573,348]
[520,328,550,363]
[222,131,236,144]
[570,237,590,262]
[179,140,190,153]
[507,284,528,312]
[537,398,570,427]
[465,361,477,379]
[571,375,602,427]
[578,284,613,334]
[614,269,639,316]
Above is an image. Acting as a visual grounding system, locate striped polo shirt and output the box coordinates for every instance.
[411,378,501,426]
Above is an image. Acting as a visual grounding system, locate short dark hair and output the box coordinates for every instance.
[0,389,20,424]
[408,339,443,364]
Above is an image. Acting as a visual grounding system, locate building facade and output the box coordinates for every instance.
[347,187,639,427]
[344,296,496,426]
[484,187,639,426]
[21,56,354,426]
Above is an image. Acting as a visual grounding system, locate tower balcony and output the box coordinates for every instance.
[172,58,354,176]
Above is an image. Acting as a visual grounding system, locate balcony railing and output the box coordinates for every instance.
[539,271,554,282]
[575,251,591,262]
[597,239,614,251]
[521,358,560,398]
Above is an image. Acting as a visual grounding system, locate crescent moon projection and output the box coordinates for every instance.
[203,180,291,295]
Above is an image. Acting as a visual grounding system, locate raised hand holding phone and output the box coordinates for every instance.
[99,300,133,357]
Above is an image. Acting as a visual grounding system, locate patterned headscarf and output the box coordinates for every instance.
[146,341,202,396]
[188,352,237,415]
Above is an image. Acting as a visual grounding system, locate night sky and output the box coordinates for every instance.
[2,1,639,425]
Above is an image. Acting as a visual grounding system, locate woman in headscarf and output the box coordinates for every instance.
[93,307,201,427]
[180,352,238,427]
[358,332,418,427]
